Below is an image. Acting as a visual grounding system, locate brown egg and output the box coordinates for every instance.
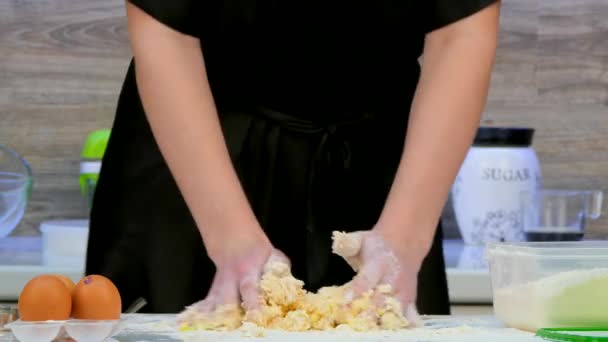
[52,274,76,294]
[72,275,121,320]
[18,275,72,321]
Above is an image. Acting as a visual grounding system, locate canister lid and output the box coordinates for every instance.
[473,127,535,147]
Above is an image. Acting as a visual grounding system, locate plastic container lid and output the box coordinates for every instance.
[537,328,608,341]
[487,241,608,258]
[473,127,535,147]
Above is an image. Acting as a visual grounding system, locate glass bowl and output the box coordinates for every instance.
[0,145,32,237]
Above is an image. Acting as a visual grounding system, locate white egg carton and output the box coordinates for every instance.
[6,319,122,342]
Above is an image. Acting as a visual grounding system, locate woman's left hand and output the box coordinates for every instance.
[336,229,426,326]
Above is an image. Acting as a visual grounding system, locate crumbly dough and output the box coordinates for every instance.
[178,303,243,331]
[178,231,409,332]
[331,231,363,272]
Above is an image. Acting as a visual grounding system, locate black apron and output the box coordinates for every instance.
[86,61,450,315]
[87,0,499,318]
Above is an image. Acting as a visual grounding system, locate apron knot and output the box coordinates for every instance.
[254,106,373,286]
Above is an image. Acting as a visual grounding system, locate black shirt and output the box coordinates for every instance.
[128,0,497,117]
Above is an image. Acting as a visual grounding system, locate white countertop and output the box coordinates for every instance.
[0,314,538,341]
[0,237,492,304]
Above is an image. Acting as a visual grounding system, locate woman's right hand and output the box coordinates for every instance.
[195,231,290,313]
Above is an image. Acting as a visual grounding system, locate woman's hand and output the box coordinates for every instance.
[194,235,290,313]
[338,229,425,326]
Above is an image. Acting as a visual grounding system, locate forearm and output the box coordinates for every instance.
[377,8,499,263]
[126,4,266,260]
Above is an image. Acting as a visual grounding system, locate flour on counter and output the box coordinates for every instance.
[177,325,536,342]
[111,314,537,342]
[494,268,608,332]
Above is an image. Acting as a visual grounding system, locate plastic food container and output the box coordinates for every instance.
[487,241,608,332]
[6,319,121,342]
[40,220,89,268]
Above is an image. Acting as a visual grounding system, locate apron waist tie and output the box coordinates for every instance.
[254,106,373,287]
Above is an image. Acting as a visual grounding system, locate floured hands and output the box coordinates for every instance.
[333,230,424,327]
[179,236,290,323]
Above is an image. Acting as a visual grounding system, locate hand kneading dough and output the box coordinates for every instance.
[178,231,409,332]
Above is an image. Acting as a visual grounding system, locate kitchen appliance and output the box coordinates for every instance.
[487,241,608,332]
[0,145,32,238]
[521,189,603,241]
[452,127,541,245]
[79,129,110,207]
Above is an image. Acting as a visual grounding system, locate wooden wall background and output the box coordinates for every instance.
[1,0,607,237]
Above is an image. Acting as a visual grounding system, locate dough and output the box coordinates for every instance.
[178,231,409,332]
[178,304,243,331]
[331,231,363,272]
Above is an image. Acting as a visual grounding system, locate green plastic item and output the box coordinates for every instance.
[79,129,111,197]
[81,129,111,159]
[537,328,608,342]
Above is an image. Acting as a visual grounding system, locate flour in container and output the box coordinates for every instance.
[494,268,608,332]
